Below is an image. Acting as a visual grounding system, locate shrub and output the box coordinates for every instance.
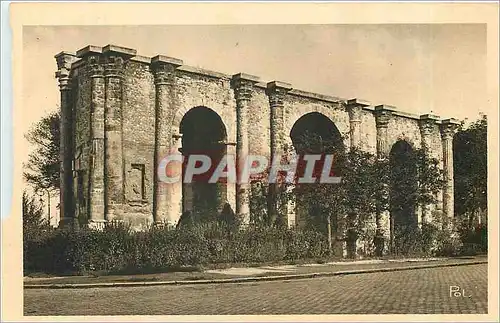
[433,229,463,257]
[284,228,328,260]
[24,220,333,275]
[393,224,424,256]
[455,214,487,255]
[391,222,459,258]
[27,212,475,275]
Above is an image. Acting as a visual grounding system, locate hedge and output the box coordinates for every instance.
[24,223,330,275]
[24,219,485,275]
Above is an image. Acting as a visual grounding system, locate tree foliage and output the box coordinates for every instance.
[23,111,60,192]
[292,145,388,248]
[453,115,487,221]
[22,191,51,242]
[280,131,446,257]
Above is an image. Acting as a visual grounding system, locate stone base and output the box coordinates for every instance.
[153,220,177,230]
[374,233,386,257]
[58,217,79,230]
[87,219,107,231]
[333,238,346,258]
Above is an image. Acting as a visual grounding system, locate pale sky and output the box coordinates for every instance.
[23,24,486,127]
[21,24,487,206]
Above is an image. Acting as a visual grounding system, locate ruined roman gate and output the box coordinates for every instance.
[55,44,459,250]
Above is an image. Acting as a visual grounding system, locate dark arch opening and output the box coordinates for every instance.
[289,112,344,233]
[180,106,227,219]
[389,140,418,254]
[290,112,343,155]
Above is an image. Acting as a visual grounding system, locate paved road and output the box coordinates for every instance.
[24,264,487,315]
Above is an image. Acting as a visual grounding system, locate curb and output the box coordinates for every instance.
[24,260,487,289]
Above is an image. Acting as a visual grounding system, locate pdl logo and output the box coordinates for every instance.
[157,150,341,185]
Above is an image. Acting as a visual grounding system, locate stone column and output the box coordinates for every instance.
[374,105,395,159]
[55,51,78,229]
[374,104,395,254]
[75,46,106,228]
[266,81,292,226]
[419,114,440,224]
[225,142,237,213]
[343,99,370,256]
[169,133,184,226]
[102,45,136,221]
[182,182,194,214]
[346,99,370,149]
[151,55,183,224]
[440,119,460,221]
[231,73,259,224]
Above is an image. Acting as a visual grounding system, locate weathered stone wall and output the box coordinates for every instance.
[387,113,422,150]
[174,70,236,140]
[248,86,271,156]
[72,65,92,222]
[359,109,377,154]
[56,44,459,254]
[120,59,156,228]
[283,92,349,149]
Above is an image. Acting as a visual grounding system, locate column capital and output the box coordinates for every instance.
[151,55,183,85]
[76,45,103,58]
[440,118,461,140]
[102,44,137,78]
[102,44,136,57]
[54,51,77,90]
[347,98,370,122]
[419,113,440,136]
[266,81,292,107]
[374,104,396,128]
[347,98,371,107]
[77,45,105,78]
[231,73,259,101]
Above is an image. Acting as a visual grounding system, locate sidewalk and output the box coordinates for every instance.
[24,255,487,289]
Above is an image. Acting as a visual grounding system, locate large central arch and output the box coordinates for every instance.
[290,112,343,154]
[289,112,344,232]
[180,106,227,219]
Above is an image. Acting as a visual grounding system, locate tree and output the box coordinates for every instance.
[453,115,487,225]
[286,130,387,257]
[284,130,446,258]
[388,146,445,255]
[23,191,54,274]
[23,111,60,193]
[22,191,50,241]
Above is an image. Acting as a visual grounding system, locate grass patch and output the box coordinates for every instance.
[26,272,57,279]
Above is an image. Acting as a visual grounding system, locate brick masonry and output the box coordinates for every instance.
[55,44,460,253]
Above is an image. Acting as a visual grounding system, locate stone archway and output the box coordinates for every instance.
[179,106,228,220]
[389,139,418,255]
[289,112,344,232]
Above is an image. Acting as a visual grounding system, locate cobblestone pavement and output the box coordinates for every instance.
[24,264,487,315]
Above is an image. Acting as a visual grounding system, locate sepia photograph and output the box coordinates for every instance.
[2,2,498,321]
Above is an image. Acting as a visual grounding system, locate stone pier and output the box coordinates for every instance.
[55,51,78,229]
[440,119,460,222]
[232,73,260,224]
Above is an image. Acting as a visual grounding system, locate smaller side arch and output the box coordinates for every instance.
[387,135,419,154]
[389,139,419,255]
